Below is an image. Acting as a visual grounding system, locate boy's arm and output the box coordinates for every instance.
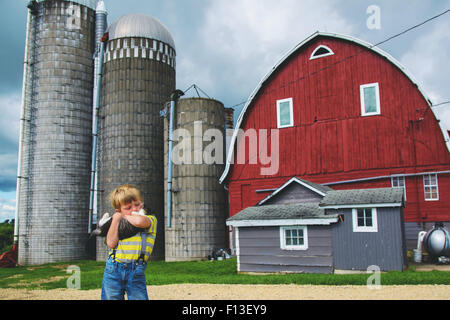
[106,212,123,249]
[123,214,151,229]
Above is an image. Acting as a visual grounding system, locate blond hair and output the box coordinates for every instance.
[109,184,143,210]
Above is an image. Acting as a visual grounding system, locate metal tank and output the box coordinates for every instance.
[96,13,176,261]
[423,223,450,258]
[16,0,96,265]
[164,98,228,261]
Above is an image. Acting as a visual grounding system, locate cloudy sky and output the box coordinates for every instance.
[0,0,449,221]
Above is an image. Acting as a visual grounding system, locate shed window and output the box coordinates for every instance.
[423,174,439,201]
[280,226,308,250]
[276,98,294,128]
[360,83,380,116]
[352,208,378,232]
[310,45,334,60]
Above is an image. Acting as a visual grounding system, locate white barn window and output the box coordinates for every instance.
[352,208,378,232]
[423,174,439,201]
[280,226,308,250]
[391,176,406,200]
[360,83,381,116]
[310,45,334,60]
[276,98,294,128]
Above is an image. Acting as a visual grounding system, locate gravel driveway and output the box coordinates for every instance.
[1,284,449,300]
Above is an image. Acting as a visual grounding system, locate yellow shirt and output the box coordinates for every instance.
[109,214,157,263]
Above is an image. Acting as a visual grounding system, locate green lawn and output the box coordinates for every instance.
[0,258,449,291]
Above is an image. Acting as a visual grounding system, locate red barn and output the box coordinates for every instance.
[220,32,450,249]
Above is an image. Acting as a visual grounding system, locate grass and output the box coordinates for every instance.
[0,258,449,291]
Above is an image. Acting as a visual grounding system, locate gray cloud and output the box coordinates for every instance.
[1,0,449,203]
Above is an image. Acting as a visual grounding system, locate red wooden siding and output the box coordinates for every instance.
[226,35,450,224]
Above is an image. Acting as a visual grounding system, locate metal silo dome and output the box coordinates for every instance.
[107,13,175,50]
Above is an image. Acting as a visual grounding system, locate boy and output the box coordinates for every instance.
[101,184,157,300]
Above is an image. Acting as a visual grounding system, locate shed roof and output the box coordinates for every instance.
[319,188,404,209]
[226,203,338,227]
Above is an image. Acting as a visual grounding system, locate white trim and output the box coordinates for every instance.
[323,170,450,186]
[309,45,334,60]
[219,32,450,184]
[226,218,338,227]
[235,227,240,272]
[258,177,327,205]
[423,173,439,201]
[391,175,406,201]
[360,82,381,116]
[276,98,294,128]
[280,226,308,250]
[321,202,402,210]
[352,208,378,232]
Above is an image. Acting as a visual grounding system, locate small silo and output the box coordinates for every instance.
[96,14,176,261]
[16,0,96,265]
[164,97,228,261]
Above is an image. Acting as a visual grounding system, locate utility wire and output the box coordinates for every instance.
[227,8,450,111]
[431,101,450,108]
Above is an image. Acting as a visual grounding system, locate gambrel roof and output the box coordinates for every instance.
[220,31,450,184]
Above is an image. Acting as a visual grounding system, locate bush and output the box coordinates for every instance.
[0,219,14,253]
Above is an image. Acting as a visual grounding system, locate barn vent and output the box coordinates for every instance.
[310,45,334,60]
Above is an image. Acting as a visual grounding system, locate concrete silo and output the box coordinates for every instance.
[164,98,228,261]
[96,14,176,261]
[15,0,96,265]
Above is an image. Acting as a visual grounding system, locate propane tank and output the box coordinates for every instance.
[423,223,450,259]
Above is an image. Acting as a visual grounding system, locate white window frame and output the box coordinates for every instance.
[391,175,406,200]
[309,45,334,60]
[360,82,381,116]
[280,226,308,250]
[352,208,378,232]
[276,98,294,128]
[423,174,439,201]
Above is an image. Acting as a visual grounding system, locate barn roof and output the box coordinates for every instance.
[220,31,450,184]
[319,188,405,209]
[226,202,338,227]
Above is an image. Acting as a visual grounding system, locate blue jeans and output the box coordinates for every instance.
[101,257,148,300]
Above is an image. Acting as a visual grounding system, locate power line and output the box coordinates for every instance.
[227,8,450,111]
[432,101,450,108]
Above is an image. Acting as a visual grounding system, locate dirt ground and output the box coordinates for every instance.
[0,284,449,300]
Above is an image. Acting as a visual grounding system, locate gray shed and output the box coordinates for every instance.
[226,178,407,273]
[320,188,407,272]
[227,203,339,274]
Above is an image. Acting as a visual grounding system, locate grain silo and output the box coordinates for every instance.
[96,13,176,261]
[15,0,96,265]
[164,97,228,261]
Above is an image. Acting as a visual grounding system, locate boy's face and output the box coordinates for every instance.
[119,200,143,215]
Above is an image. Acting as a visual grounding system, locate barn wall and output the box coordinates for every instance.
[237,225,333,274]
[226,35,450,224]
[332,208,407,271]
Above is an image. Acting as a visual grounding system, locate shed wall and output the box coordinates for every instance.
[238,226,333,274]
[332,207,407,271]
[263,183,324,205]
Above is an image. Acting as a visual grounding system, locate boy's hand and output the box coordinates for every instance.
[112,211,124,221]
